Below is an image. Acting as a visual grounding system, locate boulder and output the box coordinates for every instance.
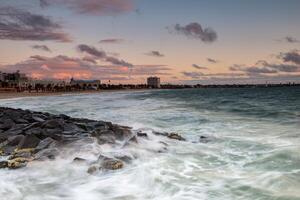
[72,157,87,163]
[42,119,64,129]
[87,165,98,174]
[7,157,29,169]
[102,158,124,170]
[7,135,25,146]
[167,133,186,141]
[137,132,148,138]
[18,135,40,149]
[0,161,8,168]
[0,119,15,131]
[35,137,57,152]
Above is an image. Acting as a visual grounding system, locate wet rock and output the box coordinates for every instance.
[87,165,98,174]
[113,153,134,163]
[73,157,86,163]
[15,118,29,124]
[35,137,57,152]
[7,157,29,169]
[153,131,168,137]
[18,135,40,149]
[0,119,15,131]
[102,158,124,170]
[199,135,212,143]
[137,132,148,138]
[9,148,34,160]
[7,135,25,146]
[42,119,64,129]
[167,133,186,141]
[32,115,45,123]
[0,161,8,168]
[34,148,59,160]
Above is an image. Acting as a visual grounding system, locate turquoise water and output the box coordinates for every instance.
[0,87,299,200]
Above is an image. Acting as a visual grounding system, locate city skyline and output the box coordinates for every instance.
[0,0,300,84]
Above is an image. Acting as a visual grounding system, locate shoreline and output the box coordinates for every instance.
[0,89,147,100]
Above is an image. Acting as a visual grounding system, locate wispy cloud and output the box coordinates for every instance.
[182,71,204,79]
[0,55,170,81]
[40,0,134,16]
[77,44,133,67]
[207,58,218,63]
[145,51,164,57]
[0,6,71,42]
[277,36,300,44]
[99,38,124,44]
[192,64,207,70]
[168,22,217,43]
[32,45,52,52]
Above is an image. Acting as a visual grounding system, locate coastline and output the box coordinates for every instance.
[0,89,147,100]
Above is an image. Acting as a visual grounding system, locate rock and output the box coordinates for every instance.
[9,148,35,160]
[7,157,29,169]
[153,131,168,137]
[42,119,64,129]
[167,133,186,141]
[102,158,124,170]
[34,148,59,161]
[0,119,15,131]
[18,135,40,149]
[7,135,25,146]
[87,165,98,174]
[14,118,29,124]
[32,115,45,122]
[73,157,86,163]
[93,130,116,145]
[0,161,8,168]
[22,122,41,132]
[35,137,57,152]
[199,135,211,143]
[137,132,148,138]
[113,154,133,163]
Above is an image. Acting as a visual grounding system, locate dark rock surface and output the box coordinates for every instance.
[0,107,187,170]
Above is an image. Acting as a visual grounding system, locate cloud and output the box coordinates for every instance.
[77,44,133,67]
[182,71,204,79]
[278,36,300,44]
[145,51,164,57]
[32,45,52,52]
[229,64,278,74]
[192,64,207,70]
[99,38,124,44]
[207,58,218,63]
[0,55,170,81]
[230,59,300,74]
[168,22,217,43]
[40,0,134,16]
[0,6,71,42]
[278,50,300,65]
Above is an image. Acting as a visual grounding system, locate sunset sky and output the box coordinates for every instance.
[0,0,300,84]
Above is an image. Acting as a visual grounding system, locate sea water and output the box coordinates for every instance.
[0,87,299,200]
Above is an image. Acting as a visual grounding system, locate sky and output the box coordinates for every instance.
[0,0,300,84]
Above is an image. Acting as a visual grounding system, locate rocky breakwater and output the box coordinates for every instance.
[0,107,189,172]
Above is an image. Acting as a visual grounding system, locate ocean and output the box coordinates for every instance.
[0,87,299,200]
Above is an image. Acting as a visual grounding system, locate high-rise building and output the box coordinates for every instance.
[147,76,160,88]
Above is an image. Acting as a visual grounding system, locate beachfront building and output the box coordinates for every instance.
[70,78,101,89]
[0,71,29,88]
[147,76,161,88]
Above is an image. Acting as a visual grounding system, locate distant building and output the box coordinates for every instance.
[147,76,160,88]
[70,78,101,89]
[0,70,29,87]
